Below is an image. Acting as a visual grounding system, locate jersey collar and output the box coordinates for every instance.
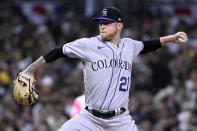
[97,35,123,49]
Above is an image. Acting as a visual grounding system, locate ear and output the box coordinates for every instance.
[117,23,123,30]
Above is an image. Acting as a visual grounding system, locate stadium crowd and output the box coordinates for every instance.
[0,0,197,130]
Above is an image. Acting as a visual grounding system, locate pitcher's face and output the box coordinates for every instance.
[99,20,120,41]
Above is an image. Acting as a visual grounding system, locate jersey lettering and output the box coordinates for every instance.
[91,59,131,72]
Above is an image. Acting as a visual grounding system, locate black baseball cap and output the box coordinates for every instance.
[93,7,123,22]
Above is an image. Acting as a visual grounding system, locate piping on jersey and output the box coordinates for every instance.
[126,75,130,92]
[97,37,115,110]
[107,43,124,110]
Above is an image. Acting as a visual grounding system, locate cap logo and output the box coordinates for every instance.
[118,18,121,21]
[102,9,107,16]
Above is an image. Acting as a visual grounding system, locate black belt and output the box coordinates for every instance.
[85,106,126,119]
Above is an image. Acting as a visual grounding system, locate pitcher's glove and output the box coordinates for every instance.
[13,72,39,105]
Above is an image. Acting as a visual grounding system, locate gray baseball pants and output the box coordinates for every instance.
[58,109,139,131]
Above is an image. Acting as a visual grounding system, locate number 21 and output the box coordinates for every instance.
[119,77,130,92]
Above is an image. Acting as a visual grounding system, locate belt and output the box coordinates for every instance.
[85,106,126,119]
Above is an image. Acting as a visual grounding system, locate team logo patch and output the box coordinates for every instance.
[102,9,107,16]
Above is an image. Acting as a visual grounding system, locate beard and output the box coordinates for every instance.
[100,30,117,41]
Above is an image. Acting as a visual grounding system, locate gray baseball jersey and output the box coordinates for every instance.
[63,35,143,111]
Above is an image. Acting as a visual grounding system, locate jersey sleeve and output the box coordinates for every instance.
[133,40,144,57]
[127,38,144,57]
[63,38,88,59]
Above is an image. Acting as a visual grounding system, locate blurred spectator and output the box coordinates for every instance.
[70,94,85,118]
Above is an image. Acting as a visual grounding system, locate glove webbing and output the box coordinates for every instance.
[27,78,38,105]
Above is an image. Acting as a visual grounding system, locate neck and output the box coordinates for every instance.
[109,34,121,46]
[110,38,120,46]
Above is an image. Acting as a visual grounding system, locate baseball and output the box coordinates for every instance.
[178,37,188,43]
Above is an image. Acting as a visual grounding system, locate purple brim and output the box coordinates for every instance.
[93,17,117,22]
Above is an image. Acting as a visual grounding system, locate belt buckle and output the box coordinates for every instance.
[102,110,115,119]
[101,111,111,119]
[94,109,112,119]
